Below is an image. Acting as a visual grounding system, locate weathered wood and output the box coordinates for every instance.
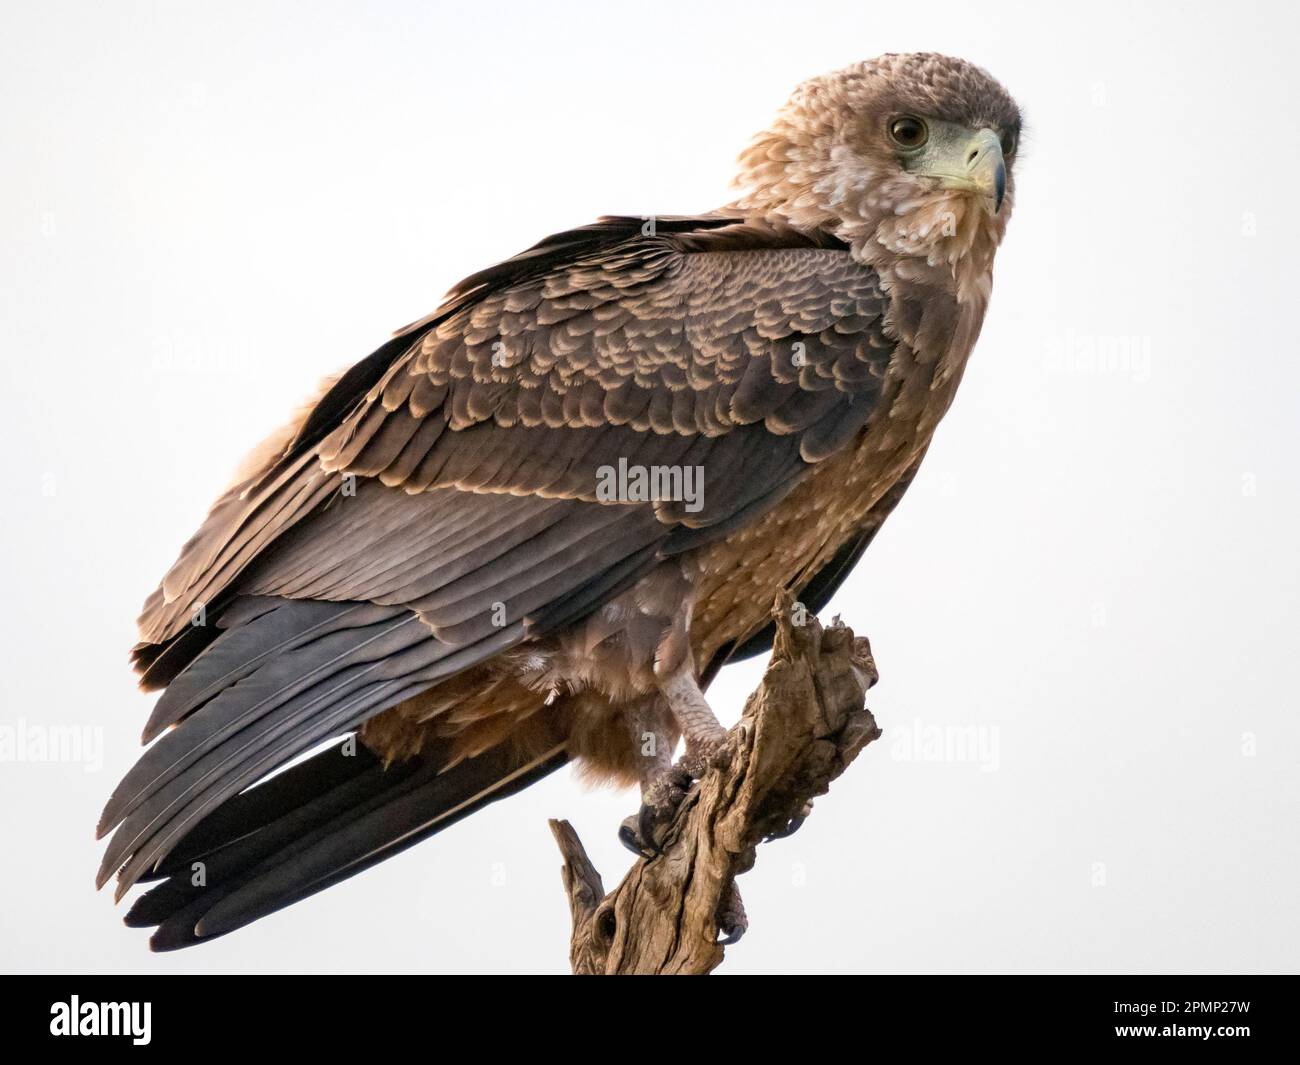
[549,595,881,974]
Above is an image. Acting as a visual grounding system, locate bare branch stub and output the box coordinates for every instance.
[550,596,881,974]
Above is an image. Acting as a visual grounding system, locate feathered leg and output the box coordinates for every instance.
[618,696,690,857]
[650,592,732,775]
[658,669,731,774]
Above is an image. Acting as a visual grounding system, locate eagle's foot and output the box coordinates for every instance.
[618,765,692,858]
[716,881,748,945]
[679,727,732,777]
[644,764,692,809]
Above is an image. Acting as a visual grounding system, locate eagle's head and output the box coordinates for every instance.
[735,53,1022,301]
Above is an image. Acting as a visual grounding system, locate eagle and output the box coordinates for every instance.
[97,53,1021,950]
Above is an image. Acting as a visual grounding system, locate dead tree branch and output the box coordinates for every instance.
[549,594,881,974]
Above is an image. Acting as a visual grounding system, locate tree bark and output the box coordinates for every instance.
[549,594,881,974]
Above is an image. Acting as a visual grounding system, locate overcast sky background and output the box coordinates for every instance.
[1,0,1296,974]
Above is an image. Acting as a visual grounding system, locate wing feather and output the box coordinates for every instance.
[109,214,901,918]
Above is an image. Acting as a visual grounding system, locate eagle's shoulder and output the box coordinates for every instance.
[136,215,895,651]
[284,214,856,459]
[316,215,891,478]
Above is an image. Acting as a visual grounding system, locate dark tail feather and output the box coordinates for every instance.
[124,737,567,951]
[132,737,385,884]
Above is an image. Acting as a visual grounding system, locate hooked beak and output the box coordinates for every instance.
[932,128,1006,214]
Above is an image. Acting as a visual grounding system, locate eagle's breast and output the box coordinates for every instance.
[690,289,987,665]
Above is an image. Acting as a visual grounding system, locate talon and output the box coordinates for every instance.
[717,920,747,946]
[621,766,691,857]
[716,882,748,945]
[636,797,676,855]
[618,815,655,858]
[764,800,813,842]
[717,926,745,945]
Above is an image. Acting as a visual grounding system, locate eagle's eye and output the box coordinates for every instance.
[888,115,928,150]
[1000,127,1018,157]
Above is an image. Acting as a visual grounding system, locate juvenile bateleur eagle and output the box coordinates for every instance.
[98,53,1022,950]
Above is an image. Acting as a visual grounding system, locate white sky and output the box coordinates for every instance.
[1,0,1296,974]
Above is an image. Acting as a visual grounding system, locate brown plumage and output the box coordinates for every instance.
[100,53,1022,949]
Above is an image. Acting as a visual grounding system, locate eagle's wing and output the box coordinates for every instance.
[101,216,896,901]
